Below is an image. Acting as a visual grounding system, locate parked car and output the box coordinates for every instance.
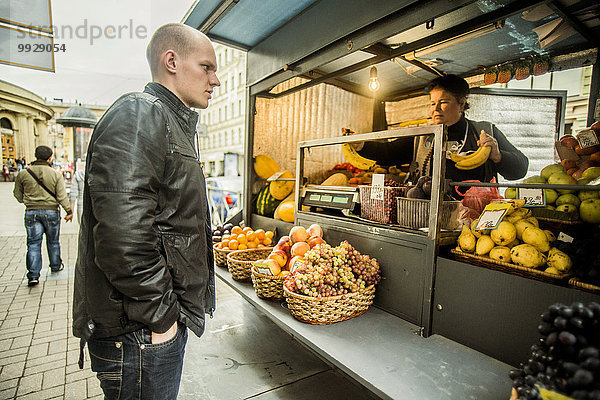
[205,176,243,227]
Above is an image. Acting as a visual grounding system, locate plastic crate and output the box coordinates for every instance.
[396,197,461,230]
[359,185,404,224]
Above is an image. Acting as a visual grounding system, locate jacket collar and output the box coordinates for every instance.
[144,82,198,131]
[32,160,51,167]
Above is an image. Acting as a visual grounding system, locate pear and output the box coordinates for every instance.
[505,208,531,224]
[475,235,495,256]
[514,220,536,241]
[491,221,517,246]
[540,164,565,180]
[522,226,550,253]
[543,230,556,242]
[525,217,539,227]
[470,219,482,239]
[544,189,558,204]
[504,188,516,199]
[556,194,580,207]
[510,244,546,268]
[544,266,561,275]
[547,248,572,273]
[457,225,476,253]
[578,190,600,202]
[506,239,520,249]
[489,246,511,262]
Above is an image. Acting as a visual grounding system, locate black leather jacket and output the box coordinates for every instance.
[73,82,215,340]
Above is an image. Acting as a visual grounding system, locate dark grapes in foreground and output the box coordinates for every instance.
[510,302,600,400]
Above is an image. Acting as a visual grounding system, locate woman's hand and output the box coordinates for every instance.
[477,130,501,163]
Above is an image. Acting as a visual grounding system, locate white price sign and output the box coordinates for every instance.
[517,188,546,207]
[577,129,599,149]
[370,173,385,200]
[474,203,511,231]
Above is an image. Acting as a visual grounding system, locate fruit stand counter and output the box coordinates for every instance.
[215,266,513,400]
[432,256,600,367]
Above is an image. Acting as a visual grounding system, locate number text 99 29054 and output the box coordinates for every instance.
[17,44,66,52]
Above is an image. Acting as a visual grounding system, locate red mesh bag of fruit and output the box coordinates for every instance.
[457,179,504,221]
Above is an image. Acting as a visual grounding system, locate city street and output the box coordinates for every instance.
[0,181,378,399]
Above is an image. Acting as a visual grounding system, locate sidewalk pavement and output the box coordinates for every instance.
[0,182,378,400]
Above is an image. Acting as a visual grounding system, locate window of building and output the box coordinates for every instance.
[239,73,243,87]
[219,108,222,123]
[239,100,242,115]
[224,79,228,93]
[224,105,228,120]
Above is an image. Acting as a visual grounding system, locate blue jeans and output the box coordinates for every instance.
[25,209,62,280]
[88,323,187,400]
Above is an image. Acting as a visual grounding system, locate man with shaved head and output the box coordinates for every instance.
[73,23,220,399]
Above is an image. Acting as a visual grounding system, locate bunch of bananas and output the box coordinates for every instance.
[449,145,491,170]
[341,143,376,170]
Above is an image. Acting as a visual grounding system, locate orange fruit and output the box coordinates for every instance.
[242,227,252,234]
[231,226,242,235]
[238,243,248,250]
[255,229,266,240]
[237,234,247,244]
[265,231,274,239]
[246,231,256,242]
[215,242,223,249]
[263,237,272,246]
[221,234,230,241]
[257,244,264,248]
[228,239,239,250]
[247,241,257,249]
[221,239,230,248]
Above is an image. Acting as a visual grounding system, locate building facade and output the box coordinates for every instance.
[197,44,246,177]
[0,80,54,165]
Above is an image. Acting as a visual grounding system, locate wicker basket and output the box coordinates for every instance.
[226,247,274,281]
[251,266,286,301]
[568,277,600,294]
[283,285,376,325]
[450,249,571,284]
[213,243,233,268]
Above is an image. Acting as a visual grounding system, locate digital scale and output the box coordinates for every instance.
[300,185,360,212]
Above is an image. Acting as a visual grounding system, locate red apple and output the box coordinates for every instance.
[575,144,599,156]
[278,235,290,245]
[572,169,585,180]
[307,224,323,238]
[268,250,288,267]
[559,135,578,149]
[591,121,600,133]
[307,235,325,249]
[291,241,310,257]
[580,160,600,170]
[289,226,308,243]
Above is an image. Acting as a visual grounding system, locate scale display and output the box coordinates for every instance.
[301,186,358,210]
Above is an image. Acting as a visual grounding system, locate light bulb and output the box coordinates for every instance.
[368,66,380,91]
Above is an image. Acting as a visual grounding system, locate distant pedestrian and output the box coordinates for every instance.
[21,156,27,168]
[73,23,219,400]
[2,163,10,182]
[13,146,73,286]
[16,158,22,172]
[69,164,85,223]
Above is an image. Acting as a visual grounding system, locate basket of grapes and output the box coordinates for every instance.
[508,301,600,400]
[283,241,381,325]
[227,247,274,281]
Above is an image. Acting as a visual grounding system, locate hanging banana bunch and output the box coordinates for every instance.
[341,143,376,170]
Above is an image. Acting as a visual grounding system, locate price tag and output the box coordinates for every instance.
[267,171,285,181]
[474,203,511,231]
[252,263,273,276]
[517,188,546,207]
[576,129,599,149]
[537,386,574,400]
[370,173,385,200]
[557,232,574,243]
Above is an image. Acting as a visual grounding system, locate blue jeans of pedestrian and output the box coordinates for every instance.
[25,209,62,280]
[88,323,188,400]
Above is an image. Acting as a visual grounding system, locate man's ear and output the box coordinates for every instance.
[164,50,177,74]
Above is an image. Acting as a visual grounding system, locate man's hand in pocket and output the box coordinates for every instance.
[151,321,178,344]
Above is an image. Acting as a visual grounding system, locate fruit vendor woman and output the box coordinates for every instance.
[356,74,529,190]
